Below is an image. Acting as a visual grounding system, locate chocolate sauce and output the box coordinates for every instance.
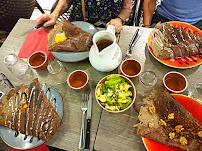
[30,136,34,143]
[5,83,57,143]
[15,131,19,137]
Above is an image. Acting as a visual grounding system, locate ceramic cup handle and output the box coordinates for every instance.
[106,25,115,35]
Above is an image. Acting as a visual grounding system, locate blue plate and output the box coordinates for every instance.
[0,84,63,150]
[51,21,98,62]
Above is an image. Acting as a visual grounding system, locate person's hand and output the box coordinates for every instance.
[36,14,58,27]
[106,18,123,33]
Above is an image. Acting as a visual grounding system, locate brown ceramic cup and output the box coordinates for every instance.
[67,70,89,91]
[120,59,142,79]
[28,51,48,70]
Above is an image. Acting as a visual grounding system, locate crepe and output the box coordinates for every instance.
[136,87,202,151]
[47,19,93,52]
[148,22,202,59]
[0,78,62,142]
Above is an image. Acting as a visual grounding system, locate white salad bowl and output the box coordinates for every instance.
[95,74,136,113]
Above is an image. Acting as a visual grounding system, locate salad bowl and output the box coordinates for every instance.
[95,74,136,113]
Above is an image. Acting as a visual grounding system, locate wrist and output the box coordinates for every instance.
[116,16,125,25]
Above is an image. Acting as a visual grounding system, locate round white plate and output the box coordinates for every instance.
[51,21,98,62]
[0,84,63,150]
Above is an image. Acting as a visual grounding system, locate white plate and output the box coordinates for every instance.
[0,84,63,150]
[51,21,98,62]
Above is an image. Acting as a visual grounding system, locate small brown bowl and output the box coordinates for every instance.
[120,59,142,79]
[28,51,48,70]
[95,74,136,113]
[67,70,89,91]
[163,71,188,93]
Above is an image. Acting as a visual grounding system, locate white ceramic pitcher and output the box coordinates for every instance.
[89,25,122,72]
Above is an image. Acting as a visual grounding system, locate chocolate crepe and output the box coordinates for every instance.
[148,22,202,59]
[0,79,62,142]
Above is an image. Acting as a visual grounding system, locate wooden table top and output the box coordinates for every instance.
[0,18,201,151]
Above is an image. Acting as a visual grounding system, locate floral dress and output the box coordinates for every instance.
[68,0,123,27]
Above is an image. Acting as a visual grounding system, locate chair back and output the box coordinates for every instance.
[0,0,35,32]
[126,0,144,26]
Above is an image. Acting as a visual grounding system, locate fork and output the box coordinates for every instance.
[123,29,143,60]
[79,93,88,149]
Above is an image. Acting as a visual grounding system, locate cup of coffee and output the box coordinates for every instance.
[163,71,188,93]
[67,70,89,91]
[120,59,142,79]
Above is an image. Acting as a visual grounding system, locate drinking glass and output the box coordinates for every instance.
[139,71,157,87]
[138,71,157,96]
[3,54,34,80]
[47,60,68,85]
[188,77,202,103]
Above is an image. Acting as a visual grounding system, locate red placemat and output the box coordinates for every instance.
[10,144,50,151]
[18,29,54,60]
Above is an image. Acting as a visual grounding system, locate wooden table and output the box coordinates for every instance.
[0,18,202,151]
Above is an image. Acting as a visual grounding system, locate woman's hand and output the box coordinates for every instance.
[106,18,123,33]
[36,13,58,27]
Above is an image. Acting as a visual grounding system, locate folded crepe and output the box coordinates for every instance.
[148,22,202,59]
[0,78,62,142]
[47,19,93,52]
[136,87,202,151]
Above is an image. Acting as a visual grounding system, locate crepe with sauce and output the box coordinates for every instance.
[47,19,93,52]
[148,22,202,59]
[136,87,202,151]
[0,78,62,142]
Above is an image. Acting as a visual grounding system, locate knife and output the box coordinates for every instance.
[123,29,143,60]
[21,20,47,37]
[84,93,92,150]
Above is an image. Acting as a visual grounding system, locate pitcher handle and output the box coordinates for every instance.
[106,25,115,35]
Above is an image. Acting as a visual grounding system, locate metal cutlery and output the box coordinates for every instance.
[0,73,14,89]
[79,93,88,149]
[123,29,143,60]
[21,20,47,37]
[84,93,92,151]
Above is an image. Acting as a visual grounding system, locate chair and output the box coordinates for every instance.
[126,0,144,26]
[0,0,36,32]
[35,0,45,14]
[0,0,44,46]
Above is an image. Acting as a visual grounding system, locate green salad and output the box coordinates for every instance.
[96,75,133,111]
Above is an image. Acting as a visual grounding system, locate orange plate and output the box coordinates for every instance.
[142,94,202,151]
[148,21,202,69]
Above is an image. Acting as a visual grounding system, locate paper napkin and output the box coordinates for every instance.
[18,29,54,60]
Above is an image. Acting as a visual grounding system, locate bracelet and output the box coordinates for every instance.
[116,16,125,24]
[144,25,151,28]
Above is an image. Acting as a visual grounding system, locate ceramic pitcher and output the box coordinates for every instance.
[89,25,122,72]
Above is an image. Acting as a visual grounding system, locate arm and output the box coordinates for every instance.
[143,0,156,27]
[118,0,133,21]
[106,0,132,33]
[36,0,72,27]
